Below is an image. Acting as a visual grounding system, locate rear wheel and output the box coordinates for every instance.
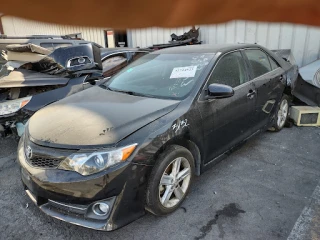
[269,95,290,132]
[146,145,194,216]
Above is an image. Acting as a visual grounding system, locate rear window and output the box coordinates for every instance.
[102,54,128,77]
[40,43,72,51]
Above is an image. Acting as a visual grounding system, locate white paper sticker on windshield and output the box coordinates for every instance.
[170,66,197,79]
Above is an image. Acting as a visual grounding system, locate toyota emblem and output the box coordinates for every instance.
[26,146,33,159]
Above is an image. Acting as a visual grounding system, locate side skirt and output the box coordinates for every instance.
[201,129,262,173]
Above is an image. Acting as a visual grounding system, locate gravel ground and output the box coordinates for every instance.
[0,126,320,240]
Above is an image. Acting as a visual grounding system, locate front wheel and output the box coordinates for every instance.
[145,145,194,216]
[269,95,290,132]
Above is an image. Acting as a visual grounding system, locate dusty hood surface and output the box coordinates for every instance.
[28,86,179,148]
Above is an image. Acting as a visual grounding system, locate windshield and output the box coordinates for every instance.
[105,53,215,100]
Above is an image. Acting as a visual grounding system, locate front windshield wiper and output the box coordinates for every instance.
[115,89,145,96]
[105,86,114,91]
[100,85,115,91]
[109,87,156,98]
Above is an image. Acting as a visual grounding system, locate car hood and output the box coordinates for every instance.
[28,86,180,148]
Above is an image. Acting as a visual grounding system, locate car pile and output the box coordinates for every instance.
[0,43,104,136]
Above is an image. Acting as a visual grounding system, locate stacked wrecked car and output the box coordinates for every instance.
[0,43,103,136]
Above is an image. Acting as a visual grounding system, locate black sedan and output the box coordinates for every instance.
[18,44,297,231]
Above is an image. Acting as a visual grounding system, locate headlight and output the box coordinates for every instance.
[0,97,32,115]
[58,144,137,176]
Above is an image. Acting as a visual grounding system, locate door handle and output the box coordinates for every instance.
[279,75,284,80]
[247,89,256,99]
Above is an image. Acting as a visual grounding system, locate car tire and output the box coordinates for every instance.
[269,95,290,132]
[145,145,195,216]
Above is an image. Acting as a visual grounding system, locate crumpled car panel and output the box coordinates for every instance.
[292,75,320,107]
[0,69,69,88]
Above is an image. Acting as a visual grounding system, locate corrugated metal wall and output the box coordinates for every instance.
[129,21,320,67]
[1,16,106,47]
[3,16,320,67]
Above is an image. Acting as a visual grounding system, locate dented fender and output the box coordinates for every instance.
[120,102,204,171]
[291,74,320,107]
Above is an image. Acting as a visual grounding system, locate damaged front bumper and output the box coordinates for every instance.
[17,135,152,231]
[0,74,88,137]
[25,189,117,231]
[0,108,30,136]
[0,43,104,137]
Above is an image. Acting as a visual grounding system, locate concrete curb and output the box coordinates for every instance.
[287,183,320,240]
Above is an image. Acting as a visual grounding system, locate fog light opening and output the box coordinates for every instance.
[92,202,110,216]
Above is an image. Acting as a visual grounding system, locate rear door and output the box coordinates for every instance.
[198,51,256,163]
[243,49,286,131]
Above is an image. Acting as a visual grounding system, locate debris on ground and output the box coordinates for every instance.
[290,106,320,127]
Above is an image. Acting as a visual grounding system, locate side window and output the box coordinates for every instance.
[102,54,128,77]
[131,51,149,62]
[245,49,272,78]
[268,56,280,70]
[208,51,248,88]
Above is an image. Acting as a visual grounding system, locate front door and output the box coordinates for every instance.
[198,51,257,163]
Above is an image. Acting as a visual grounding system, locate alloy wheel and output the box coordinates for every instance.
[159,157,191,208]
[277,99,289,128]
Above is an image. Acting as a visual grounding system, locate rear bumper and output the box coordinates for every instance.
[18,136,153,231]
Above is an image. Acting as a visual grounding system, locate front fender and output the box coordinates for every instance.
[122,106,204,172]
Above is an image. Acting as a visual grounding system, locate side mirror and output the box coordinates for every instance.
[206,83,234,99]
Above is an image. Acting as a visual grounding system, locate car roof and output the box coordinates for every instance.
[151,43,260,54]
[100,47,151,58]
[100,47,149,54]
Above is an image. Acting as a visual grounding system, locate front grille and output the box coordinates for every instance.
[24,134,74,169]
[27,156,63,168]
